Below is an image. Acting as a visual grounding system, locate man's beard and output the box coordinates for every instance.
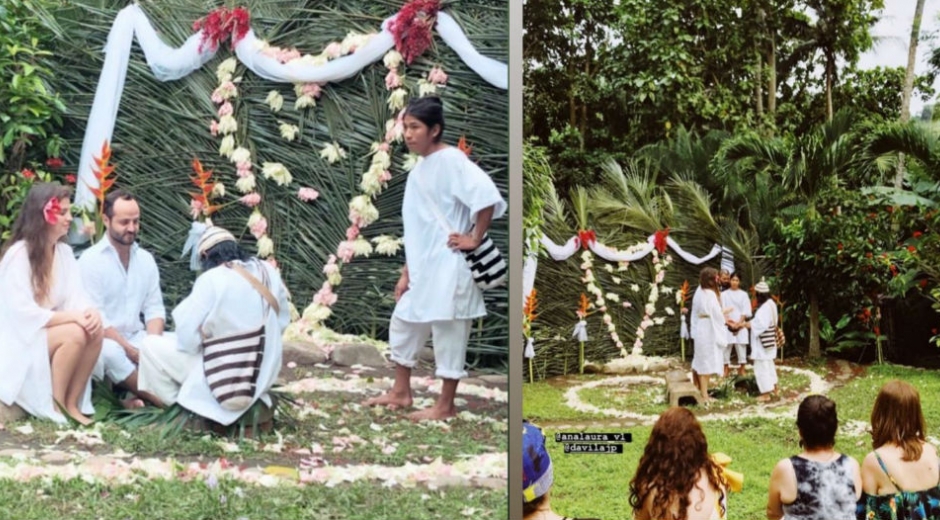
[110,229,136,246]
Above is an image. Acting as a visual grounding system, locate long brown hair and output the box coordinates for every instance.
[871,380,927,461]
[1,182,72,304]
[629,407,727,520]
[699,267,720,301]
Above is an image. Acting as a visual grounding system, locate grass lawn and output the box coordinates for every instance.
[522,363,940,520]
[0,364,508,519]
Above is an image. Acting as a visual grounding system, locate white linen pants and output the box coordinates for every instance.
[753,359,778,394]
[389,316,472,380]
[137,335,199,406]
[722,343,748,366]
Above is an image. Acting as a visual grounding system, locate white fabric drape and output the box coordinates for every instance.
[538,233,724,265]
[524,337,535,359]
[74,5,508,214]
[522,254,537,309]
[572,320,588,342]
[540,235,580,261]
[589,241,654,262]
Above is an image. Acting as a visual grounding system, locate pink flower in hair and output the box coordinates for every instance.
[43,197,61,225]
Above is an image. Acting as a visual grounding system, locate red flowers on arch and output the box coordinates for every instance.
[193,7,251,53]
[388,0,441,64]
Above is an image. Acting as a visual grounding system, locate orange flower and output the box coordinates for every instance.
[190,158,221,218]
[457,135,473,157]
[679,280,691,304]
[577,293,590,318]
[88,140,117,216]
[523,289,539,323]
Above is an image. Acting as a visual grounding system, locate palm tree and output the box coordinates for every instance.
[895,0,927,190]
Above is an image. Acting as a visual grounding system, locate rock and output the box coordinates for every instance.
[603,355,671,375]
[475,477,506,490]
[582,362,604,374]
[282,341,329,365]
[429,474,469,488]
[0,403,25,424]
[0,449,34,460]
[40,451,73,464]
[331,344,387,367]
[665,370,689,384]
[462,378,486,387]
[478,374,508,385]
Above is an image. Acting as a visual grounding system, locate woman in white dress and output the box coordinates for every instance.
[723,272,751,377]
[691,267,728,404]
[742,278,778,401]
[0,183,103,425]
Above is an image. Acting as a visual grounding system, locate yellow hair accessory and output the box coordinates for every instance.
[711,452,743,493]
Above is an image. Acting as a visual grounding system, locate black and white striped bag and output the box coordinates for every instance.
[202,261,280,412]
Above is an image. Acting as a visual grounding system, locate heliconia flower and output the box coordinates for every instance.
[235,174,256,193]
[320,142,346,164]
[295,95,316,110]
[239,193,261,207]
[248,211,267,239]
[385,70,402,89]
[217,115,238,135]
[219,135,235,157]
[216,58,237,83]
[265,91,284,112]
[210,120,220,136]
[417,79,437,97]
[261,162,293,186]
[230,147,251,165]
[279,122,300,142]
[402,153,420,171]
[336,241,355,263]
[324,42,343,59]
[211,182,226,198]
[298,187,319,202]
[217,102,234,118]
[427,67,448,85]
[257,235,274,257]
[371,236,402,256]
[387,88,408,111]
[383,50,403,69]
[352,237,373,257]
[313,282,338,307]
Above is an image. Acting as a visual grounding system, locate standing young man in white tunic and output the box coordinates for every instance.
[742,278,779,401]
[364,96,507,421]
[79,190,167,408]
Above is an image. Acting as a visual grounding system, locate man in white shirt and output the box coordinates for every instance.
[79,190,166,407]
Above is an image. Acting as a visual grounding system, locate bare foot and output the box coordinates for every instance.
[407,406,457,422]
[121,397,146,410]
[756,394,771,402]
[362,391,412,410]
[66,407,93,426]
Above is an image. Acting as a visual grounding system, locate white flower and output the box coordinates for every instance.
[661,287,673,295]
[341,32,373,55]
[257,235,274,257]
[320,142,347,164]
[387,88,408,111]
[247,210,265,229]
[417,79,437,97]
[612,277,621,285]
[216,57,237,83]
[665,307,675,316]
[607,323,616,333]
[230,147,251,165]
[618,262,629,271]
[372,150,391,170]
[645,303,656,315]
[604,264,614,273]
[606,293,620,302]
[295,95,316,110]
[653,317,665,326]
[383,50,403,69]
[303,303,332,323]
[219,135,235,158]
[631,284,640,293]
[261,162,293,186]
[371,236,402,256]
[211,182,225,198]
[235,174,256,193]
[279,122,300,142]
[385,118,404,142]
[636,329,645,339]
[402,153,421,171]
[676,292,683,305]
[580,251,592,261]
[360,170,382,195]
[649,287,659,304]
[265,90,284,112]
[217,115,238,135]
[327,271,342,286]
[352,237,373,257]
[348,195,380,227]
[586,283,599,294]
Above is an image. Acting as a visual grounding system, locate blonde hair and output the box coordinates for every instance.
[871,380,927,461]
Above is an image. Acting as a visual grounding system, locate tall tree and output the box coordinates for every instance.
[895,0,927,190]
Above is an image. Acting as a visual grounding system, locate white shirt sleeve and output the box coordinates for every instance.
[450,156,507,223]
[141,255,166,323]
[61,245,91,312]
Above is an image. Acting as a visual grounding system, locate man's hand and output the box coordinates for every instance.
[123,345,139,364]
[395,270,410,302]
[447,232,481,251]
[80,308,102,338]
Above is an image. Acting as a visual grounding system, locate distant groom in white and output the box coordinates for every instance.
[79,189,167,408]
[364,96,507,421]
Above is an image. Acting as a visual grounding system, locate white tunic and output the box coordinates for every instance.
[78,238,165,336]
[394,147,507,323]
[723,288,752,344]
[171,259,290,425]
[749,300,779,361]
[0,241,94,423]
[690,287,728,376]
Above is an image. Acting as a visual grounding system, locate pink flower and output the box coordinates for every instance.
[43,197,61,225]
[301,83,322,98]
[379,170,392,183]
[298,187,319,202]
[377,142,390,153]
[190,199,204,219]
[209,120,219,136]
[326,254,337,265]
[217,102,234,118]
[634,339,643,348]
[337,241,355,263]
[323,262,339,275]
[324,42,343,59]
[240,193,261,207]
[313,282,338,307]
[278,48,301,63]
[623,302,633,308]
[210,91,223,104]
[236,162,252,178]
[427,67,448,85]
[249,216,268,239]
[346,225,359,241]
[385,70,402,89]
